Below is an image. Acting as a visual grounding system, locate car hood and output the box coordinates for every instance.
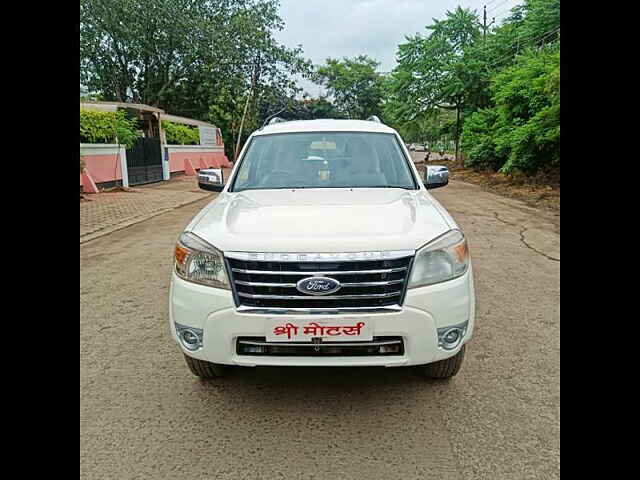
[189,188,452,253]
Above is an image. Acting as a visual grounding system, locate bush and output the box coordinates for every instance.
[162,121,200,145]
[80,109,141,148]
[492,49,560,174]
[460,108,503,170]
[459,48,559,175]
[498,102,560,173]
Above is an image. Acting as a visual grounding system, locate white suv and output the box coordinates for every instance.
[170,118,475,379]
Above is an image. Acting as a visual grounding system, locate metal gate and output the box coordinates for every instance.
[126,137,164,185]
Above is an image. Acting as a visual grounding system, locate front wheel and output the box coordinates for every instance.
[183,354,226,379]
[420,345,466,379]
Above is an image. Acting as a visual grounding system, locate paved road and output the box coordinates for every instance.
[80,173,560,479]
[80,172,230,243]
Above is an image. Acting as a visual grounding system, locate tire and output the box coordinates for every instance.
[183,354,226,379]
[420,345,466,379]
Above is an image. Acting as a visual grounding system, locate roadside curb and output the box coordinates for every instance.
[80,194,213,245]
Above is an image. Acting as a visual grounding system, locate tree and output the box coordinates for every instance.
[80,0,211,105]
[386,0,559,174]
[492,47,560,173]
[387,7,483,161]
[475,0,559,74]
[80,0,312,159]
[458,0,560,174]
[314,55,385,119]
[257,94,345,122]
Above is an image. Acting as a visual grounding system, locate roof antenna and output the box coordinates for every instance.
[262,107,287,128]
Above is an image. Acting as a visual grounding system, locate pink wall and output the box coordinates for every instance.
[80,144,233,188]
[80,154,123,186]
[168,150,231,173]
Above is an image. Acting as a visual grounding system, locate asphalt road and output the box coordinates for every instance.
[80,169,560,479]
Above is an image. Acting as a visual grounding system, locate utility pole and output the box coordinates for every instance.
[235,53,261,161]
[454,104,461,165]
[483,6,495,45]
[483,5,487,43]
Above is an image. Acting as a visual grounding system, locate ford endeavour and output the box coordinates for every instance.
[170,117,475,379]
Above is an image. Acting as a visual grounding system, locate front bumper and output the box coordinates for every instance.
[169,267,475,367]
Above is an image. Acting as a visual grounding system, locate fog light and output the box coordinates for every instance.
[244,345,266,354]
[437,322,468,350]
[182,330,199,345]
[175,323,203,351]
[443,330,460,344]
[379,344,401,354]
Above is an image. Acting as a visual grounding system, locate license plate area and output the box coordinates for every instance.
[265,318,373,343]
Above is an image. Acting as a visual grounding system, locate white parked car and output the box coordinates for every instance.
[170,118,475,379]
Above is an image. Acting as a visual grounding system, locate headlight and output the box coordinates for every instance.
[174,232,230,289]
[408,229,469,288]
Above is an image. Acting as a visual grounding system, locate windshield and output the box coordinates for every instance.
[229,132,417,192]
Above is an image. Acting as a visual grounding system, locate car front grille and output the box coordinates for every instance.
[226,254,413,312]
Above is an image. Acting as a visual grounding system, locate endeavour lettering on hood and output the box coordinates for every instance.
[224,250,415,262]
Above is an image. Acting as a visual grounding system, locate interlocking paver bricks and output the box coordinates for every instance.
[80,174,220,243]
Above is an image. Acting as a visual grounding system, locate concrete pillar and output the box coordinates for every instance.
[119,146,129,187]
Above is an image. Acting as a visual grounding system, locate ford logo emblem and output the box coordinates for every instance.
[296,276,341,295]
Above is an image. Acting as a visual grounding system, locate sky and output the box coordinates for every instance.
[273,0,522,96]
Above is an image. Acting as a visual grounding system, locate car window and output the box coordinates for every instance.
[230,132,417,192]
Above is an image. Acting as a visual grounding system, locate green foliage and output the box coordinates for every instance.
[207,87,255,160]
[386,6,483,122]
[80,91,103,102]
[315,55,385,119]
[161,121,200,145]
[387,0,559,175]
[80,0,560,175]
[80,109,141,148]
[492,49,560,173]
[460,108,500,170]
[390,108,455,146]
[384,6,484,157]
[288,96,346,120]
[81,0,312,160]
[255,94,345,124]
[460,47,559,173]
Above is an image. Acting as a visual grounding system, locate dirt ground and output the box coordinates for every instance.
[411,152,560,213]
[449,166,560,213]
[80,176,559,479]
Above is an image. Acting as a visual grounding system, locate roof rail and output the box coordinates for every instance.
[366,115,382,123]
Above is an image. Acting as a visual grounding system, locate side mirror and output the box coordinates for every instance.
[424,165,449,189]
[198,168,225,192]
